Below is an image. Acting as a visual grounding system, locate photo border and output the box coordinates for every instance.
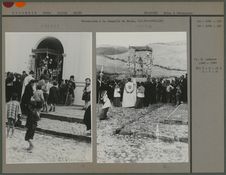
[0,0,224,174]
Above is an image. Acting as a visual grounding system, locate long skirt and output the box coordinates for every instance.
[99,107,109,120]
[135,97,144,109]
[83,106,91,130]
[113,97,121,107]
[65,94,73,106]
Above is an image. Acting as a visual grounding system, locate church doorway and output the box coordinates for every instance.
[31,37,65,82]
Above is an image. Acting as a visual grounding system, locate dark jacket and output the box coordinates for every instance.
[21,84,33,105]
[48,86,59,104]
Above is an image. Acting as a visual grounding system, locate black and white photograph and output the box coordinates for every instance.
[5,32,92,163]
[96,32,188,163]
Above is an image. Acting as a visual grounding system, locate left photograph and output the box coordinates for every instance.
[4,32,92,163]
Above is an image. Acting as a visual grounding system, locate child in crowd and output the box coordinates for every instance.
[31,84,44,116]
[113,84,121,107]
[48,81,59,112]
[99,90,111,120]
[6,93,21,138]
[41,78,50,112]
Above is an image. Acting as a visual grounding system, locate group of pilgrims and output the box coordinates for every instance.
[5,69,91,152]
[97,74,187,120]
[6,70,78,107]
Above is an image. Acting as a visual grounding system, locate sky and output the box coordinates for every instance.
[96,32,186,47]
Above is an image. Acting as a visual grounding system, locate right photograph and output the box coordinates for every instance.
[96,32,188,163]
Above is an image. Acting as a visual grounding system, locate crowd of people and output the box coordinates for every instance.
[97,74,187,120]
[6,69,91,151]
[5,70,77,106]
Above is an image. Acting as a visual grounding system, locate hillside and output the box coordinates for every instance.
[96,46,128,55]
[96,41,187,78]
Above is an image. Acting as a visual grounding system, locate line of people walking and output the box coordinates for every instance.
[97,74,187,120]
[97,74,187,109]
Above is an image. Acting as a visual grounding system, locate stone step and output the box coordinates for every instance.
[40,105,85,123]
[16,118,91,143]
[40,112,84,124]
[17,126,91,143]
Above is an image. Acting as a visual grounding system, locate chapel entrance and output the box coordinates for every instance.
[31,37,65,82]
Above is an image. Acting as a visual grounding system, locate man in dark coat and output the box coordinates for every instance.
[156,79,162,103]
[48,81,59,112]
[59,79,67,104]
[12,74,22,101]
[182,74,187,102]
[21,71,28,86]
[144,77,152,107]
[96,78,100,103]
[106,80,114,103]
[5,72,14,102]
[150,78,156,104]
[65,75,76,105]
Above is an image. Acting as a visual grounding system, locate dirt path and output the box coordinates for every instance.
[6,129,92,164]
[97,104,189,163]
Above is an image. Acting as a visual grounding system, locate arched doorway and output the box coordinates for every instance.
[31,37,65,82]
